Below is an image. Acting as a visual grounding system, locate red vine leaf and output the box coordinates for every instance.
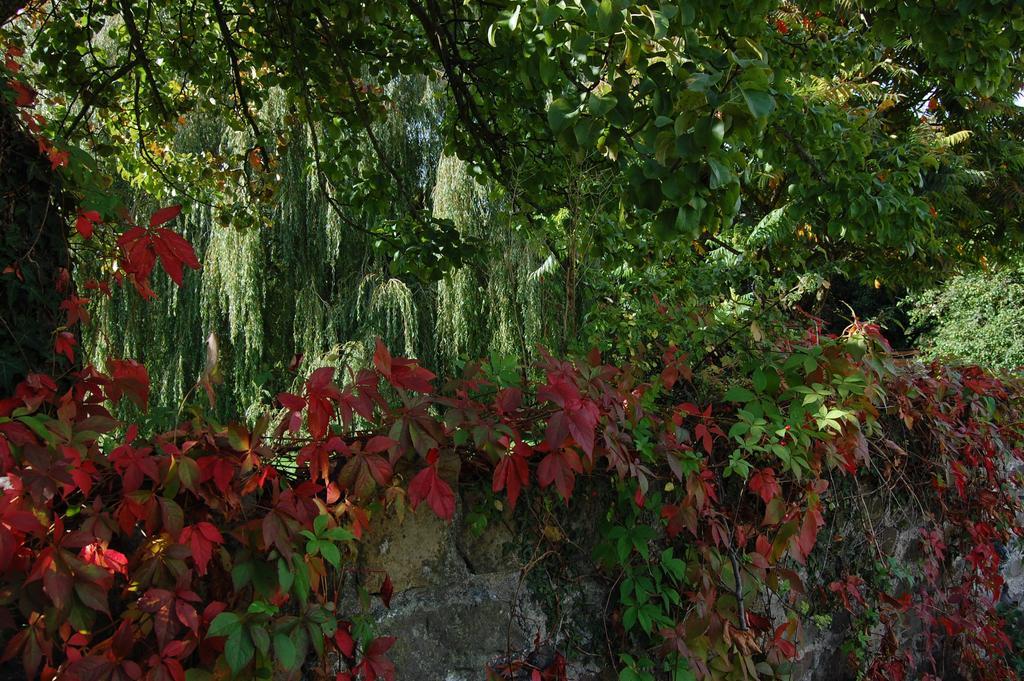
[407,451,455,520]
[305,367,342,440]
[106,359,151,410]
[54,332,76,363]
[538,376,599,458]
[118,223,199,287]
[179,522,224,576]
[75,210,100,239]
[537,446,582,502]
[355,636,396,681]
[60,295,90,327]
[378,574,393,609]
[149,204,182,228]
[373,338,435,393]
[492,441,531,510]
[748,468,781,504]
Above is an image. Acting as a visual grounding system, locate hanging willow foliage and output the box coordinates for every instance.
[79,75,556,419]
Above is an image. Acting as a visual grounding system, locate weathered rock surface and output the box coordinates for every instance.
[356,497,611,680]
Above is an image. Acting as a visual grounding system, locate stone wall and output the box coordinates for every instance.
[352,493,612,681]
[352,489,1021,680]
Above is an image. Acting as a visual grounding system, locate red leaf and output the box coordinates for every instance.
[391,360,436,393]
[179,522,224,576]
[661,504,687,539]
[298,440,335,483]
[54,332,76,363]
[80,542,128,578]
[60,295,90,327]
[175,599,200,634]
[278,392,306,411]
[117,224,199,287]
[303,367,342,439]
[48,146,69,170]
[338,441,393,498]
[137,590,172,641]
[793,507,824,563]
[10,80,34,107]
[109,440,159,493]
[106,359,151,410]
[197,455,237,496]
[373,338,435,393]
[494,388,522,415]
[773,623,797,659]
[149,204,182,228]
[117,227,156,280]
[372,338,392,377]
[492,442,531,510]
[407,461,456,521]
[537,447,582,502]
[748,468,781,504]
[538,376,598,458]
[152,228,200,285]
[378,574,393,609]
[75,210,100,239]
[356,637,396,681]
[334,622,355,657]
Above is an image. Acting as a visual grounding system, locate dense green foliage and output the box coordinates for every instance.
[4,0,1021,419]
[907,265,1024,372]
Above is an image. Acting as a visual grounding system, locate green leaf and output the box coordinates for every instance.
[313,514,328,535]
[177,456,200,490]
[538,54,557,85]
[208,612,242,637]
[225,628,255,674]
[708,157,734,189]
[672,662,697,681]
[319,541,341,568]
[654,130,675,165]
[547,98,576,133]
[308,621,325,657]
[247,600,278,616]
[588,93,618,117]
[660,550,685,582]
[508,5,521,31]
[596,0,616,33]
[623,605,638,631]
[274,633,298,670]
[277,557,294,593]
[292,555,311,605]
[326,527,355,542]
[18,415,58,444]
[724,386,756,403]
[620,668,642,681]
[740,88,775,118]
[250,625,270,656]
[675,205,701,239]
[763,497,786,525]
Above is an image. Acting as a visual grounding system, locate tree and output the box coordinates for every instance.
[5,0,1023,284]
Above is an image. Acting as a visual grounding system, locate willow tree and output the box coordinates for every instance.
[77,76,457,418]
